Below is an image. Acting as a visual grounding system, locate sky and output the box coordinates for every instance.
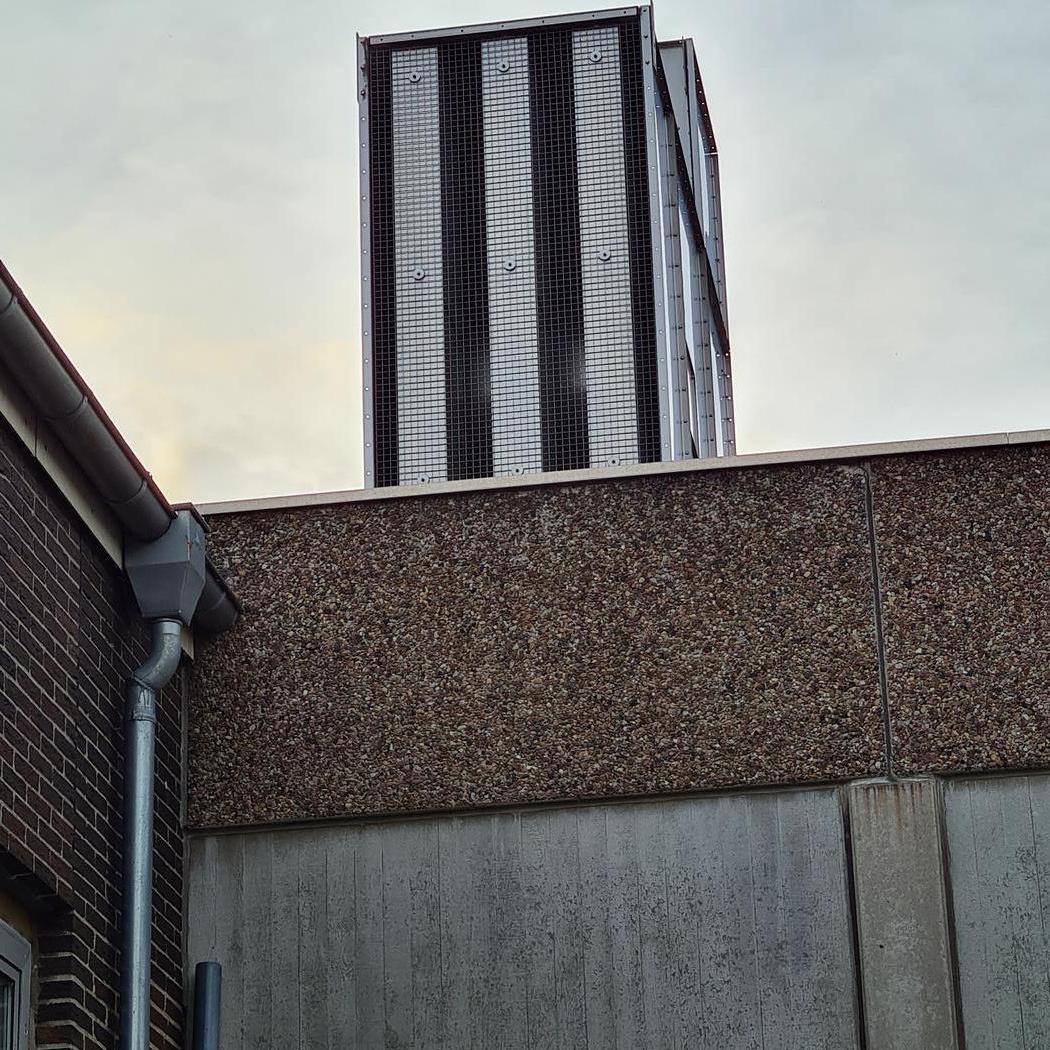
[3,1,1049,504]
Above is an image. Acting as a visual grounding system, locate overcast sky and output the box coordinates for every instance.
[3,1,1048,503]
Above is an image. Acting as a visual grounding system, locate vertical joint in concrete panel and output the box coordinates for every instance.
[845,777,961,1050]
[861,461,895,778]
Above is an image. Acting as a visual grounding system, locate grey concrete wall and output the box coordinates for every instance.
[187,787,861,1050]
[944,775,1050,1049]
[187,773,1050,1048]
[847,779,960,1050]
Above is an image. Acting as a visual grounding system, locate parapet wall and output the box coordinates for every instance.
[189,438,1050,827]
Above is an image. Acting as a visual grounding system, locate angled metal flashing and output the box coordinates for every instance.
[364,7,640,47]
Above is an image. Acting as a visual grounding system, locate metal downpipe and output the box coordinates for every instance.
[121,618,183,1050]
[191,961,222,1050]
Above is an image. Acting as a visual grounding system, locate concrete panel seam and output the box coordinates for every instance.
[186,779,864,839]
[936,784,970,1050]
[839,786,872,1050]
[862,460,895,779]
[845,777,961,1050]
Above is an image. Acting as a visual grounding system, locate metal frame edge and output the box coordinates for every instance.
[358,34,377,487]
[366,7,641,46]
[639,5,672,462]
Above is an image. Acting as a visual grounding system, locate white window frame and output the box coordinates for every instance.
[0,920,31,1050]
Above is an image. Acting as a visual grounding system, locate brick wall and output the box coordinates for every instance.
[0,414,185,1050]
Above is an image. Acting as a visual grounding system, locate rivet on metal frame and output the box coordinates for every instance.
[503,259,517,272]
[497,59,510,73]
[412,267,426,281]
[408,71,422,83]
[597,248,611,262]
[589,49,602,63]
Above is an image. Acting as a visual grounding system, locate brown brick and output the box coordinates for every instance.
[0,415,186,1050]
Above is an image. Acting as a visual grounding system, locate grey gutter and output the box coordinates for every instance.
[0,258,239,633]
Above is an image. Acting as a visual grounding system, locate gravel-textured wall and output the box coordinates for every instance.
[874,444,1050,774]
[190,465,885,826]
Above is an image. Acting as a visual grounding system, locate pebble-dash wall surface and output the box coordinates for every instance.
[190,465,885,825]
[191,442,1050,828]
[873,445,1050,774]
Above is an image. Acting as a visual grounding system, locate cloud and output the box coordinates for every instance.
[3,0,1049,500]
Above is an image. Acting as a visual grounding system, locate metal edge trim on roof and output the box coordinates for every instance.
[364,6,641,47]
[197,427,1050,517]
[657,38,717,153]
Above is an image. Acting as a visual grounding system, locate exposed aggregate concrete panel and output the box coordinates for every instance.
[873,444,1050,773]
[190,466,884,825]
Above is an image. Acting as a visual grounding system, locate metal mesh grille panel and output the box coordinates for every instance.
[439,40,492,481]
[619,21,662,464]
[365,14,663,485]
[529,28,588,473]
[368,48,398,487]
[392,48,447,484]
[573,27,638,467]
[483,38,542,477]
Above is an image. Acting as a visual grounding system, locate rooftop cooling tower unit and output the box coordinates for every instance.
[359,6,734,487]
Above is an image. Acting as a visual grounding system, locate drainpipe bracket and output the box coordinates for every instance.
[125,682,157,723]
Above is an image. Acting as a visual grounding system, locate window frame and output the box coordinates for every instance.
[0,920,31,1050]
